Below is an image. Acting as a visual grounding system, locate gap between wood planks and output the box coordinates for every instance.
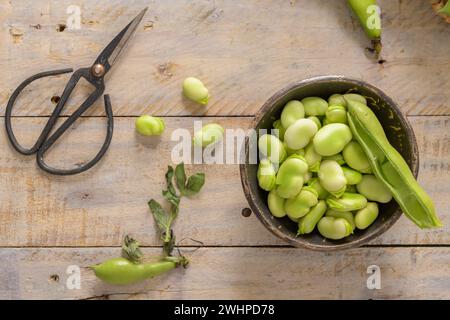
[2,244,450,248]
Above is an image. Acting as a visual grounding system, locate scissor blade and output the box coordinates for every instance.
[94,8,147,71]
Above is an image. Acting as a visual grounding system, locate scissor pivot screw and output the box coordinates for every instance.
[92,64,105,77]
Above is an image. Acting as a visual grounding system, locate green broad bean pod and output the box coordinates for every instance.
[344,93,367,105]
[257,159,277,191]
[272,120,286,141]
[317,216,353,240]
[325,105,347,124]
[313,123,353,156]
[284,118,318,150]
[182,77,210,105]
[307,178,329,200]
[326,192,368,212]
[193,123,224,148]
[297,200,327,235]
[258,134,287,164]
[301,97,329,116]
[355,202,379,230]
[439,1,450,15]
[135,115,165,136]
[307,116,322,130]
[346,98,442,228]
[275,155,308,198]
[326,209,356,231]
[356,174,392,203]
[285,186,319,219]
[347,0,382,55]
[268,189,286,218]
[341,166,363,185]
[281,100,305,128]
[91,257,186,285]
[318,160,347,198]
[304,143,322,172]
[342,141,372,173]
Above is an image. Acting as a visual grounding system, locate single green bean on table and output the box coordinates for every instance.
[135,115,165,136]
[193,123,224,148]
[256,92,440,241]
[183,77,210,105]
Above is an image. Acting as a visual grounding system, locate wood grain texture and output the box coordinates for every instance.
[1,246,449,299]
[1,0,449,117]
[0,116,448,247]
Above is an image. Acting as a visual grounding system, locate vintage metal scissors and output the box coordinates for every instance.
[5,8,148,175]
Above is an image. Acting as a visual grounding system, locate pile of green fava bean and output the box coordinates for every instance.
[257,93,394,240]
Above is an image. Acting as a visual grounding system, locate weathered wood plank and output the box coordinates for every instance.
[1,0,449,117]
[0,247,449,299]
[0,116,448,247]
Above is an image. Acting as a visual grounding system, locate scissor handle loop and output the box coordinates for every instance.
[4,68,73,155]
[36,94,114,176]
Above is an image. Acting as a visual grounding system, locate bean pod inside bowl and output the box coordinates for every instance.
[240,76,421,251]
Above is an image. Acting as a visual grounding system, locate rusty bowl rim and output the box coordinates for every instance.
[239,75,419,251]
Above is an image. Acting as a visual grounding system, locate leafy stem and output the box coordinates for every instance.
[148,162,205,256]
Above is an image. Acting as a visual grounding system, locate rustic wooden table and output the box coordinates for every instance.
[0,0,449,300]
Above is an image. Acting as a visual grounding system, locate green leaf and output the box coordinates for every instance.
[163,165,181,207]
[121,235,143,263]
[148,199,170,235]
[163,189,180,207]
[439,0,450,16]
[184,173,206,196]
[165,166,177,196]
[175,162,187,192]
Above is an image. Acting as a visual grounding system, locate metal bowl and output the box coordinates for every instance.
[240,76,419,251]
